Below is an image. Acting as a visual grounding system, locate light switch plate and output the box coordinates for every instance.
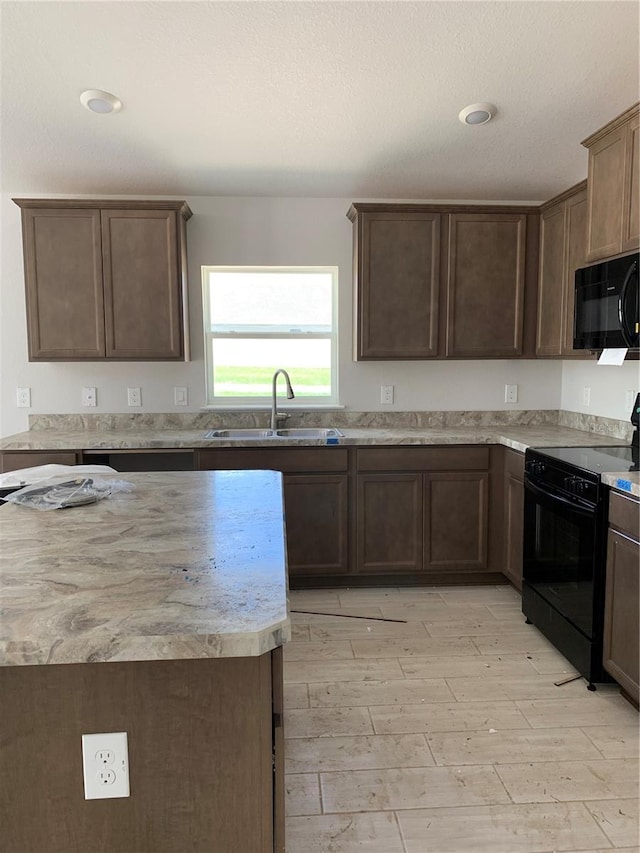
[174,386,188,406]
[82,732,130,800]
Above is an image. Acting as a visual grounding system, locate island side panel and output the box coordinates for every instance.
[0,655,275,853]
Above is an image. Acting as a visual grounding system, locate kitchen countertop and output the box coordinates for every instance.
[0,423,631,454]
[0,470,290,667]
[602,471,640,499]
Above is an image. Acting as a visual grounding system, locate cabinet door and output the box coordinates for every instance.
[1,451,79,473]
[424,471,489,572]
[503,450,525,590]
[284,475,349,576]
[355,212,440,358]
[622,113,640,252]
[356,473,423,573]
[586,126,626,262]
[562,187,590,356]
[102,210,183,359]
[536,202,566,356]
[445,213,526,357]
[603,529,640,704]
[21,209,105,359]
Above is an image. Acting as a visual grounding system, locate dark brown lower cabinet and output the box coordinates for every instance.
[603,491,640,706]
[424,471,489,572]
[284,474,349,576]
[0,650,284,853]
[197,448,350,585]
[503,449,525,590]
[356,473,423,573]
[1,450,80,472]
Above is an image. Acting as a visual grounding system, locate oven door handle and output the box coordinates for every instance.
[524,477,595,518]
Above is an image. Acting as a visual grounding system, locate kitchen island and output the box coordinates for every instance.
[0,470,289,853]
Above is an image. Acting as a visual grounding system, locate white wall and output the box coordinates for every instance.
[1,193,564,437]
[561,359,640,422]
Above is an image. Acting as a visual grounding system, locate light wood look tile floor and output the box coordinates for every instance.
[284,585,639,853]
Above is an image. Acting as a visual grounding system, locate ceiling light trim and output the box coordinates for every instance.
[80,89,122,114]
[458,102,497,126]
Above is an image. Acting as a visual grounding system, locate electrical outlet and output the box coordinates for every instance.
[82,387,97,407]
[174,386,188,406]
[582,386,591,407]
[625,390,637,412]
[82,732,129,800]
[380,385,394,405]
[504,384,518,404]
[127,387,142,407]
[16,387,31,408]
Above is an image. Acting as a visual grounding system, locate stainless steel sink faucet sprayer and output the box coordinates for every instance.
[271,369,295,430]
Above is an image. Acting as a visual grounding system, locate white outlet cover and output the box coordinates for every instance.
[380,385,394,405]
[82,732,130,800]
[16,387,31,408]
[127,387,142,407]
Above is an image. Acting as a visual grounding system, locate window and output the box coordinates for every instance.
[202,266,338,406]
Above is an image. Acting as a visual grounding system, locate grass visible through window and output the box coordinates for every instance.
[213,366,331,397]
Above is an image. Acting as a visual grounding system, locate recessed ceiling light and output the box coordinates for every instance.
[80,90,122,114]
[458,103,496,126]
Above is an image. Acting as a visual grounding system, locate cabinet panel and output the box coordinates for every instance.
[503,449,525,591]
[603,529,639,704]
[356,473,423,573]
[446,213,526,357]
[562,188,589,356]
[622,114,640,252]
[197,447,348,473]
[21,209,105,359]
[356,446,489,473]
[424,472,489,571]
[609,490,640,541]
[102,210,182,359]
[1,451,79,473]
[284,475,349,575]
[586,127,626,261]
[536,202,566,356]
[354,211,440,359]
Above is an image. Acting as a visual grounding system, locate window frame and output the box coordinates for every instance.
[201,265,339,407]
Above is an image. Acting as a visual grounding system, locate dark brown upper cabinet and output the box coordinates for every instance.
[348,203,539,360]
[348,207,441,359]
[536,181,591,358]
[582,103,640,262]
[13,199,192,361]
[445,212,528,358]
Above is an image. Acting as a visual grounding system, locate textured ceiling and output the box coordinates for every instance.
[1,1,639,200]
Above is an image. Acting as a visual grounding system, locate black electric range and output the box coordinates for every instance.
[522,442,637,688]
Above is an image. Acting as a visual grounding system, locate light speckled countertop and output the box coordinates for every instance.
[0,423,631,455]
[602,471,640,499]
[0,470,290,667]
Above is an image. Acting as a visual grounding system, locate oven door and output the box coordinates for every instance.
[523,477,599,639]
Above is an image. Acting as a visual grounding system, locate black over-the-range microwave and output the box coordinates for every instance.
[574,251,639,350]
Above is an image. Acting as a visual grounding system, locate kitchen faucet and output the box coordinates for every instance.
[270,369,295,430]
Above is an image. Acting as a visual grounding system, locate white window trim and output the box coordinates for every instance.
[202,265,339,407]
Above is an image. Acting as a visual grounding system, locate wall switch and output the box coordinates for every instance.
[174,386,188,406]
[16,387,31,408]
[380,385,394,405]
[582,386,591,407]
[625,389,637,412]
[82,387,97,407]
[504,384,518,404]
[127,387,142,407]
[81,732,130,800]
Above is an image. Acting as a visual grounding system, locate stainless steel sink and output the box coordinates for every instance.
[275,428,344,439]
[204,428,275,439]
